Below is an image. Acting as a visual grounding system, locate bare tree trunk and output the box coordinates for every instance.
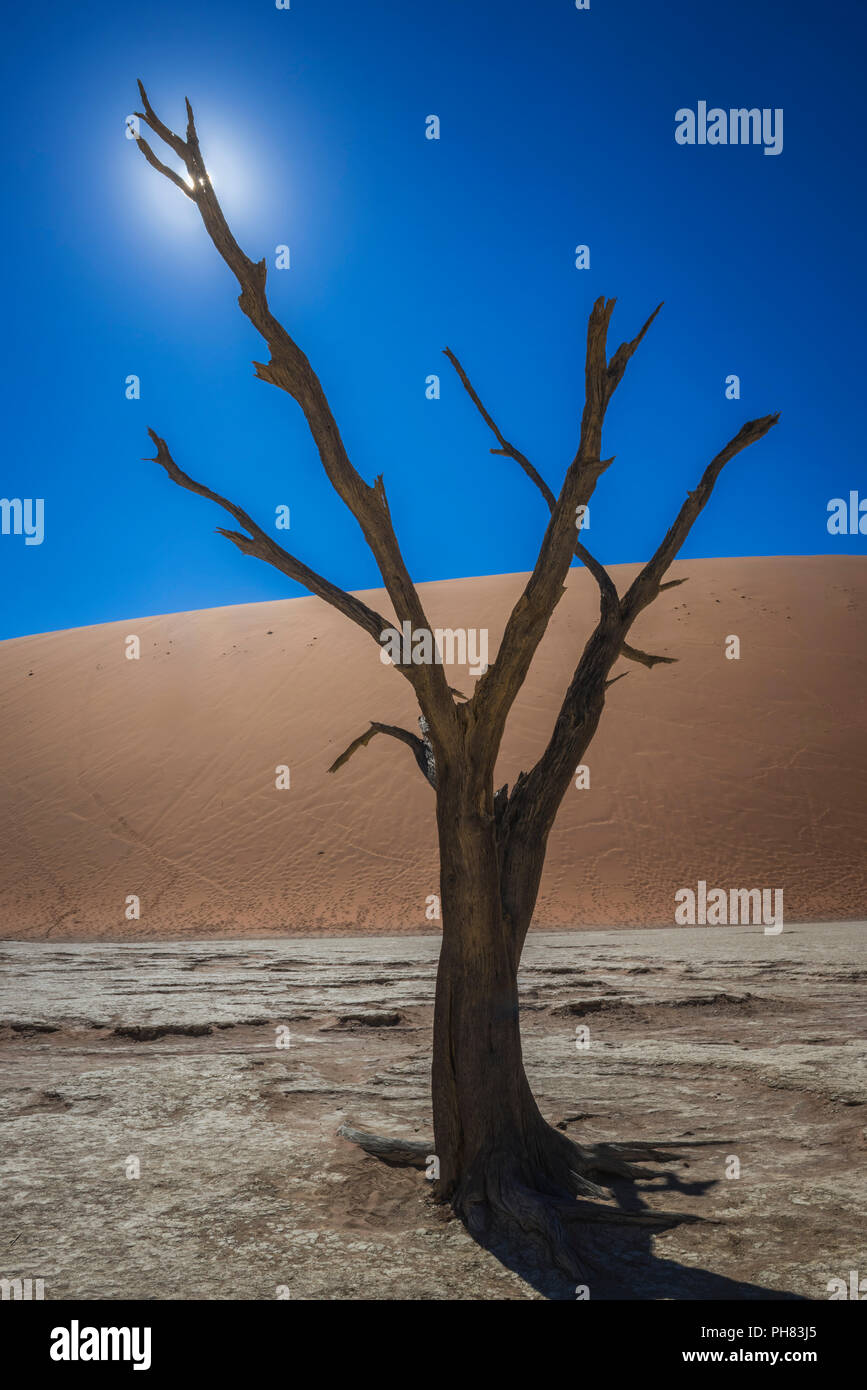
[430,772,594,1275]
[432,768,524,1173]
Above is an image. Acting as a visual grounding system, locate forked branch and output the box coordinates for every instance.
[328,720,437,788]
[464,297,660,758]
[505,411,781,862]
[133,83,456,736]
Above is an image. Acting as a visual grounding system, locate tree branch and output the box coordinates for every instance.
[604,301,664,399]
[573,540,620,624]
[133,84,456,737]
[462,298,660,759]
[136,81,198,170]
[443,347,621,629]
[499,411,780,947]
[145,429,401,656]
[620,643,677,668]
[328,720,436,788]
[524,412,781,824]
[443,347,557,509]
[620,414,780,626]
[133,134,198,198]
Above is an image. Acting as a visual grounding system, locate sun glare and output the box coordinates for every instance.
[129,119,265,242]
[180,168,213,190]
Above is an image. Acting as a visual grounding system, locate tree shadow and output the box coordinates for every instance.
[486,1227,810,1300]
[475,1164,810,1301]
[340,1123,811,1300]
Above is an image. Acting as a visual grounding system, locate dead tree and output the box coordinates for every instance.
[131,84,779,1279]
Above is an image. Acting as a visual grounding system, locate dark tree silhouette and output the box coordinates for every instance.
[132,83,779,1279]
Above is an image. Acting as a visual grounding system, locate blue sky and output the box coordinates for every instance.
[1,0,865,639]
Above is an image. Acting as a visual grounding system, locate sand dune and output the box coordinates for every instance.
[0,555,864,938]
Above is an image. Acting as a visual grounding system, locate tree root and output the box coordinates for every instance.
[338,1118,721,1275]
[337,1126,693,1181]
[467,1173,588,1283]
[336,1124,431,1168]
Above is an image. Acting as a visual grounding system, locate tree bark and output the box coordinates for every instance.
[432,766,522,1174]
[430,766,598,1275]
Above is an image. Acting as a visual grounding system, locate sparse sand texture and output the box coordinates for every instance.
[0,555,865,938]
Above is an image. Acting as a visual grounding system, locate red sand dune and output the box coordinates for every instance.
[0,555,864,938]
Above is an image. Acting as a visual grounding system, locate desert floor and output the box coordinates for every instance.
[1,921,865,1300]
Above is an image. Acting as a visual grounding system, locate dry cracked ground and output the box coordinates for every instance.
[1,922,865,1301]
